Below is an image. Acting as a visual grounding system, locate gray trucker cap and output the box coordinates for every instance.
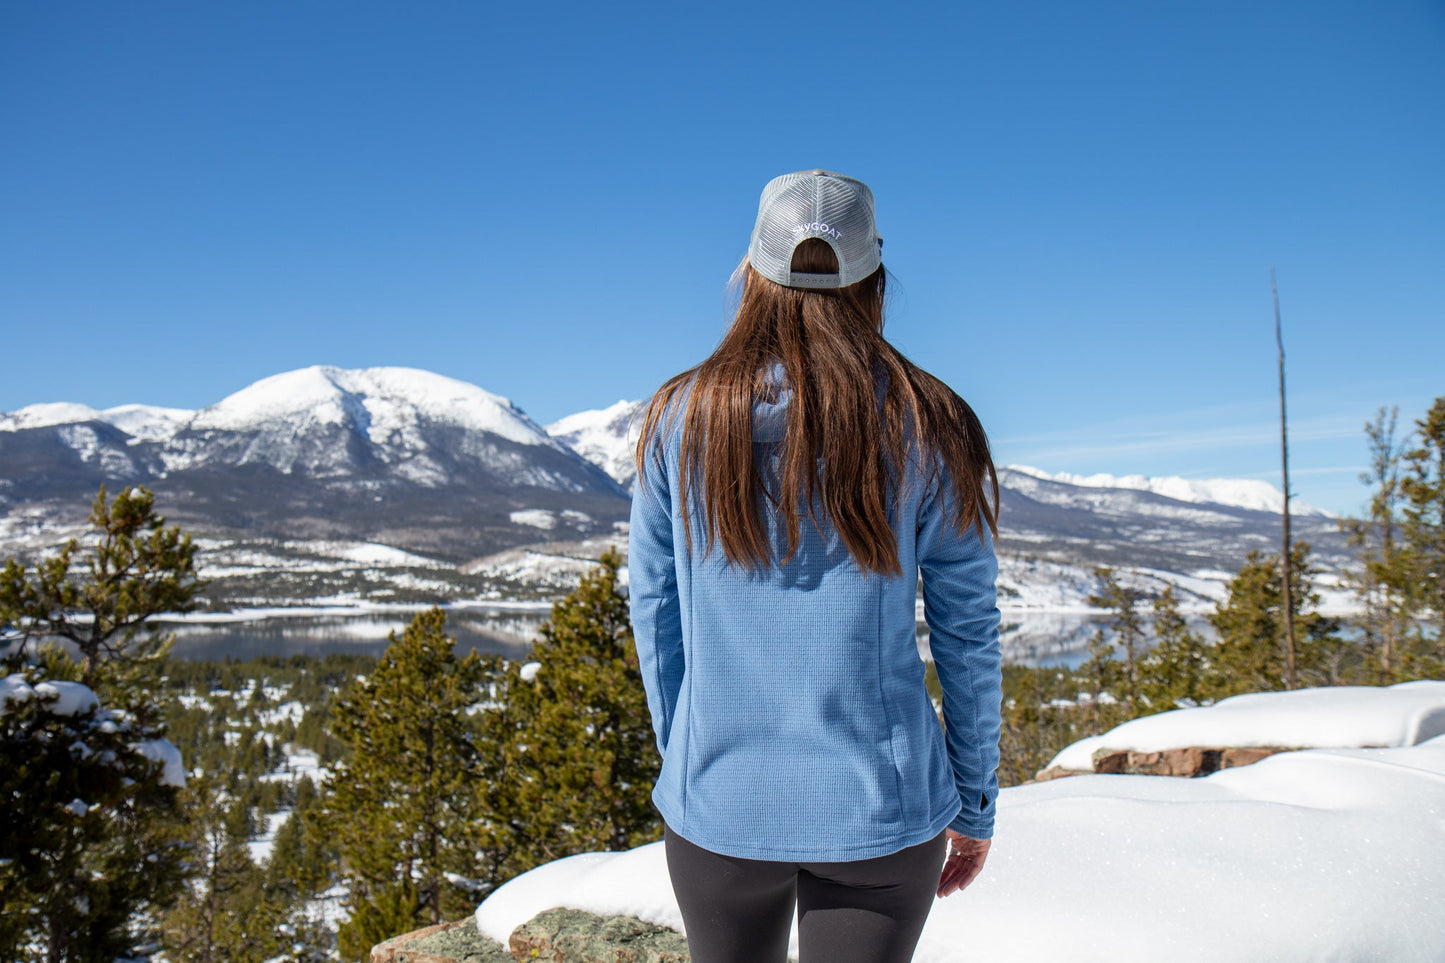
[746,169,883,289]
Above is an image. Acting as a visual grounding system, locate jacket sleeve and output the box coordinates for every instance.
[628,443,686,760]
[917,463,1003,839]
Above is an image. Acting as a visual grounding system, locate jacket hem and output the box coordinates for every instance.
[655,795,962,862]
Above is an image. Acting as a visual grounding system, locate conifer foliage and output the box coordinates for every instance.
[482,546,661,880]
[1138,585,1214,709]
[1084,567,1146,720]
[315,605,491,959]
[1210,543,1342,695]
[1,484,203,695]
[1400,396,1445,670]
[1,485,195,962]
[1343,407,1414,681]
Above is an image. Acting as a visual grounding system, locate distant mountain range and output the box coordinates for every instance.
[0,366,1351,610]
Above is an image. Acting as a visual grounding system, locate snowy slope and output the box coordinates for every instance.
[476,686,1445,962]
[544,403,1322,522]
[546,399,648,491]
[165,365,570,479]
[1007,464,1330,517]
[0,402,193,441]
[1048,681,1445,770]
[0,366,631,565]
[2,371,1353,599]
[544,402,1352,577]
[189,366,552,446]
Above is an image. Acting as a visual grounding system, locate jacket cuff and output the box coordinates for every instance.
[947,796,995,839]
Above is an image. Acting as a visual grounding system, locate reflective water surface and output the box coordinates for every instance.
[161,606,1204,667]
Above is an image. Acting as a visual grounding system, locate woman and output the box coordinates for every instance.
[628,169,1002,963]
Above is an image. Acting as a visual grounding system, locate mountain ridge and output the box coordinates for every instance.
[0,365,1352,609]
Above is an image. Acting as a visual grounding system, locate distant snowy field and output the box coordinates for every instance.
[1006,464,1333,517]
[475,683,1445,962]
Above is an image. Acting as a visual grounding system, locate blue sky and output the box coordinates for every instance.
[2,1,1441,516]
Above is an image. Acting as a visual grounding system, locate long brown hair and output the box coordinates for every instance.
[634,238,998,576]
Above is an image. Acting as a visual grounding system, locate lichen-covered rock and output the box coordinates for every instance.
[370,917,514,963]
[507,906,690,962]
[1089,745,1289,777]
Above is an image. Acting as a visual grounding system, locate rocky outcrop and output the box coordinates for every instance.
[370,918,513,963]
[509,907,690,962]
[372,908,690,963]
[1035,745,1288,781]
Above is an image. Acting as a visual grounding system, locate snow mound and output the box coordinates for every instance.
[476,733,1445,962]
[1005,464,1332,517]
[0,675,37,710]
[135,738,187,787]
[32,680,101,716]
[1047,681,1445,772]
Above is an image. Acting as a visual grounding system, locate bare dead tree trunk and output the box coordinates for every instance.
[1272,267,1298,689]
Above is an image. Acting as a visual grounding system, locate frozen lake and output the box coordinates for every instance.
[158,605,1213,667]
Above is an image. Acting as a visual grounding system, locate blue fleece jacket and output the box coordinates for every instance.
[627,365,1002,862]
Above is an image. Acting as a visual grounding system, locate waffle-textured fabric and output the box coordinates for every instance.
[746,169,883,289]
[628,363,1002,862]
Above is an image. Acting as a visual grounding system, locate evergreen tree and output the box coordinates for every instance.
[1210,543,1342,696]
[1138,586,1214,708]
[481,547,661,882]
[1085,567,1147,718]
[1400,395,1445,672]
[1342,406,1416,682]
[313,606,491,959]
[996,665,1100,783]
[1,484,203,701]
[162,781,283,963]
[0,669,188,962]
[0,485,195,961]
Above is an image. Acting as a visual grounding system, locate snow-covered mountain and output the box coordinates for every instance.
[0,401,193,440]
[0,369,1352,607]
[161,366,587,485]
[1007,464,1331,518]
[0,366,629,560]
[545,399,648,491]
[542,399,1353,579]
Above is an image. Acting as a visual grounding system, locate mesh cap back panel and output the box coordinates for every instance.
[747,170,881,289]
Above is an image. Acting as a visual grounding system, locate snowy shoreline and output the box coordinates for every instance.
[152,598,558,625]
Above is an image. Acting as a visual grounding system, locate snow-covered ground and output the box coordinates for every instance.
[1005,464,1333,517]
[1048,680,1445,771]
[475,683,1445,962]
[249,748,329,868]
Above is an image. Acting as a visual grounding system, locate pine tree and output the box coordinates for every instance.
[1400,396,1445,672]
[162,781,284,963]
[1342,407,1415,682]
[313,606,491,959]
[481,547,661,883]
[1,484,203,700]
[1210,543,1342,696]
[996,665,1100,783]
[0,485,195,962]
[1085,567,1147,718]
[1138,586,1214,708]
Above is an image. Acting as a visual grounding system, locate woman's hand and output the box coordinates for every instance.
[936,830,991,898]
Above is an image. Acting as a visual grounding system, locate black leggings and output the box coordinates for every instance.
[663,821,946,963]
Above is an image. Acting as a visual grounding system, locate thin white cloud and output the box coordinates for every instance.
[997,414,1361,464]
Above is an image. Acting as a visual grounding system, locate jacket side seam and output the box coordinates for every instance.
[680,515,693,830]
[877,578,906,829]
